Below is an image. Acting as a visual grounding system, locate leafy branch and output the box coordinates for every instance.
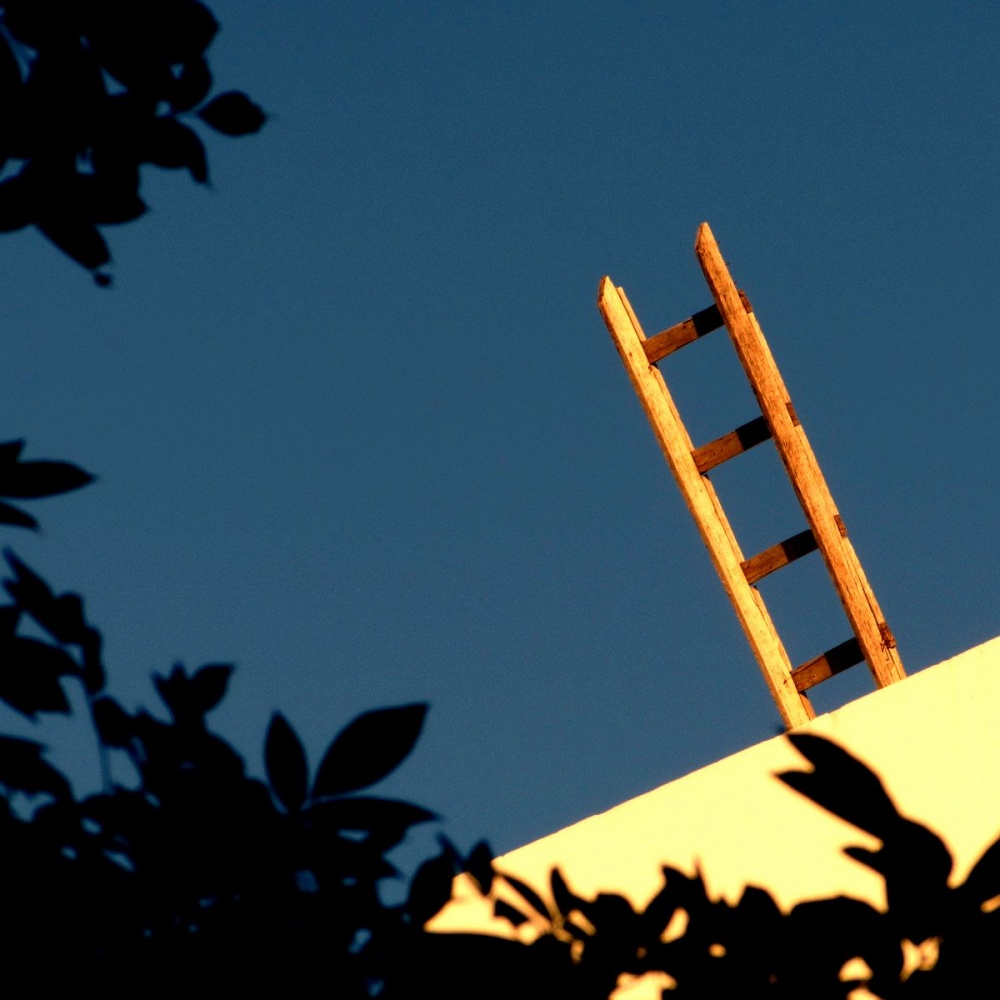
[2,437,1000,999]
[0,0,266,284]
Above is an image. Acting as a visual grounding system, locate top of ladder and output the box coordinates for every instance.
[597,223,904,729]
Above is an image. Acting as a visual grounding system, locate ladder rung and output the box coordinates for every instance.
[791,637,864,692]
[643,304,723,363]
[643,290,754,364]
[741,529,818,585]
[693,416,772,473]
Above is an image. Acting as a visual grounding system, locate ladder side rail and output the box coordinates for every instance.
[748,304,902,671]
[693,225,905,688]
[597,277,814,727]
[738,290,906,686]
[839,531,899,654]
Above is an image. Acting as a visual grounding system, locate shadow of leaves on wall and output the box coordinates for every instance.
[426,731,1000,1000]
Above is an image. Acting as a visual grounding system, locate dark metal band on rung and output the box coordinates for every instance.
[643,304,722,363]
[741,528,818,585]
[643,290,752,364]
[791,637,864,693]
[693,415,772,474]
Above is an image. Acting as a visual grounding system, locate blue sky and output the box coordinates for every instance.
[3,2,999,862]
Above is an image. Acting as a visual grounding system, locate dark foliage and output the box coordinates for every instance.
[0,506,447,993]
[2,450,1000,998]
[0,445,488,997]
[0,438,93,530]
[0,0,265,285]
[409,731,1000,1000]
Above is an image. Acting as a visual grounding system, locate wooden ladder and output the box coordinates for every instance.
[597,223,904,728]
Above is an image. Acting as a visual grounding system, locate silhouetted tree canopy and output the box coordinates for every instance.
[2,444,1000,999]
[0,0,265,285]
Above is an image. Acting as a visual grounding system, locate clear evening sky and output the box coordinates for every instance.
[2,3,998,863]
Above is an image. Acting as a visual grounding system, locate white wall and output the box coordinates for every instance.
[432,635,1000,933]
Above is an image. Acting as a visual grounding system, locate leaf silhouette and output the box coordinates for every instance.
[465,840,494,896]
[494,898,529,928]
[169,55,212,111]
[153,663,203,725]
[312,703,427,798]
[0,640,74,717]
[579,891,636,932]
[92,696,134,748]
[779,734,902,837]
[500,872,551,922]
[43,593,88,646]
[137,117,208,182]
[188,663,232,715]
[198,91,266,136]
[306,796,436,845]
[0,174,36,233]
[4,550,55,611]
[3,637,79,680]
[37,216,111,272]
[265,712,308,813]
[76,174,148,226]
[550,867,583,919]
[0,735,70,798]
[0,458,94,499]
[157,0,220,61]
[408,848,457,926]
[80,629,105,694]
[0,501,37,530]
[86,0,219,76]
[4,555,91,645]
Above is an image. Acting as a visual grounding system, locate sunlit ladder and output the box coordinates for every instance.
[597,223,905,729]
